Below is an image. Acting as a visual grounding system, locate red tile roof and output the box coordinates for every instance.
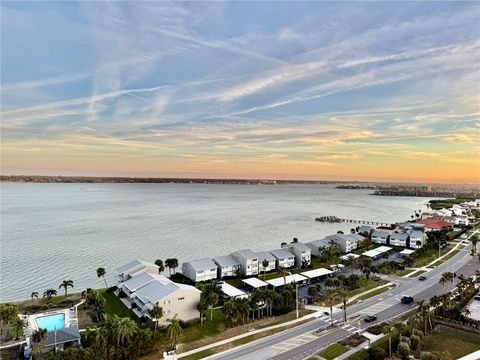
[416,218,452,230]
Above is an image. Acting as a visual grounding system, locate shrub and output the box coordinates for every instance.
[420,352,433,360]
[367,346,385,360]
[397,342,410,360]
[410,334,420,350]
[345,349,369,360]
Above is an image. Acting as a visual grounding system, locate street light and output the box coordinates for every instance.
[287,271,299,319]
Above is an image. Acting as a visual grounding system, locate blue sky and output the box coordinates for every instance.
[1,1,479,183]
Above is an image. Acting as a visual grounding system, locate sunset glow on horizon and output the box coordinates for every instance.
[1,2,479,184]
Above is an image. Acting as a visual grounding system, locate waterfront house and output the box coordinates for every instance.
[416,218,453,231]
[389,233,409,247]
[256,251,277,273]
[305,238,329,257]
[115,259,160,283]
[324,233,364,253]
[283,242,311,267]
[269,248,295,268]
[357,225,375,236]
[409,230,426,249]
[371,230,391,245]
[116,262,201,325]
[213,255,241,279]
[182,258,218,282]
[231,249,259,276]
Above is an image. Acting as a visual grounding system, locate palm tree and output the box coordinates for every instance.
[359,257,374,279]
[323,286,339,326]
[337,287,350,323]
[112,316,138,347]
[318,247,331,266]
[262,259,269,280]
[150,305,163,332]
[43,289,57,300]
[196,290,208,326]
[470,235,478,255]
[342,255,357,275]
[222,298,237,326]
[154,259,165,273]
[32,328,48,343]
[278,266,288,286]
[165,258,179,276]
[31,291,39,303]
[307,284,322,303]
[0,303,18,340]
[10,318,25,340]
[439,272,453,286]
[59,279,74,297]
[166,314,183,350]
[383,324,397,358]
[207,291,219,322]
[96,268,108,288]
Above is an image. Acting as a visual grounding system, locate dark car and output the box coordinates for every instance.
[473,296,480,301]
[418,276,427,281]
[401,296,414,304]
[364,315,377,322]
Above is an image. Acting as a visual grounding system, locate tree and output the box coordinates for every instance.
[165,258,179,276]
[439,272,453,286]
[10,317,25,340]
[398,341,411,360]
[154,259,165,274]
[196,294,208,326]
[59,279,74,297]
[292,237,298,243]
[97,268,108,288]
[358,257,374,279]
[32,328,48,343]
[31,291,39,303]
[308,284,322,303]
[262,259,269,280]
[150,305,163,332]
[470,235,478,255]
[166,314,183,350]
[323,287,339,326]
[383,325,397,358]
[342,255,357,275]
[0,303,18,340]
[43,289,57,300]
[207,291,219,322]
[337,287,350,323]
[112,316,138,347]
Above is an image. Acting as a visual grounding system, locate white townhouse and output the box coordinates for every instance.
[409,230,426,249]
[231,249,259,276]
[182,258,218,282]
[256,251,277,273]
[389,233,409,247]
[269,248,295,269]
[357,225,375,236]
[325,233,364,253]
[371,230,391,245]
[116,262,201,325]
[115,259,160,283]
[283,242,311,268]
[212,255,241,279]
[305,238,329,257]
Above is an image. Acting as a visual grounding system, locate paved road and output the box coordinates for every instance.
[208,242,478,360]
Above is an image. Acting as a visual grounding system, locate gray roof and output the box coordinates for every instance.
[44,326,80,346]
[306,238,329,248]
[115,259,158,274]
[232,249,258,260]
[372,230,390,238]
[358,225,375,232]
[270,248,295,259]
[410,230,424,238]
[256,251,276,262]
[135,281,179,305]
[290,242,311,252]
[122,272,171,292]
[213,255,240,267]
[345,233,364,241]
[390,233,409,241]
[185,258,217,272]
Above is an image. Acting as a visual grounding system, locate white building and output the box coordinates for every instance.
[213,255,241,279]
[371,230,391,245]
[269,248,295,268]
[115,259,160,283]
[256,251,277,273]
[325,234,364,253]
[231,249,259,276]
[389,233,409,247]
[409,230,426,249]
[182,258,218,282]
[357,225,375,236]
[284,242,312,267]
[117,265,201,325]
[305,238,329,257]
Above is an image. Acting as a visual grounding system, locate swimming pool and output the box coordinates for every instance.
[35,313,65,331]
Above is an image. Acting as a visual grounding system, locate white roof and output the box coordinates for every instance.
[221,282,247,298]
[122,272,171,293]
[399,249,415,255]
[242,277,268,288]
[340,253,361,260]
[300,268,333,279]
[375,246,393,253]
[266,274,307,287]
[362,249,382,258]
[115,259,158,274]
[185,258,218,272]
[270,248,295,259]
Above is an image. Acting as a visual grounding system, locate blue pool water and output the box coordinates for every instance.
[35,313,65,331]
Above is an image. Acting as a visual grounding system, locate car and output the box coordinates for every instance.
[473,296,480,301]
[364,315,377,322]
[401,296,414,304]
[418,276,427,281]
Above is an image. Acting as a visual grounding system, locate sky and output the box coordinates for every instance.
[1,1,479,184]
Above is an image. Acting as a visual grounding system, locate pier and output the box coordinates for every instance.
[315,216,391,227]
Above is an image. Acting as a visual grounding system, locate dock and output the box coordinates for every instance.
[315,216,391,227]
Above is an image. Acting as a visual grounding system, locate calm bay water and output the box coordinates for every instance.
[0,183,431,301]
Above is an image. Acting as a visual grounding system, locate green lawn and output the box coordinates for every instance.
[181,349,216,360]
[348,278,389,298]
[318,343,349,360]
[396,268,415,277]
[420,329,480,359]
[356,285,393,301]
[181,308,226,343]
[101,291,137,320]
[408,270,427,278]
[411,244,454,267]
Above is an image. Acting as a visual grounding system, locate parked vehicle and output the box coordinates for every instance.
[401,296,414,304]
